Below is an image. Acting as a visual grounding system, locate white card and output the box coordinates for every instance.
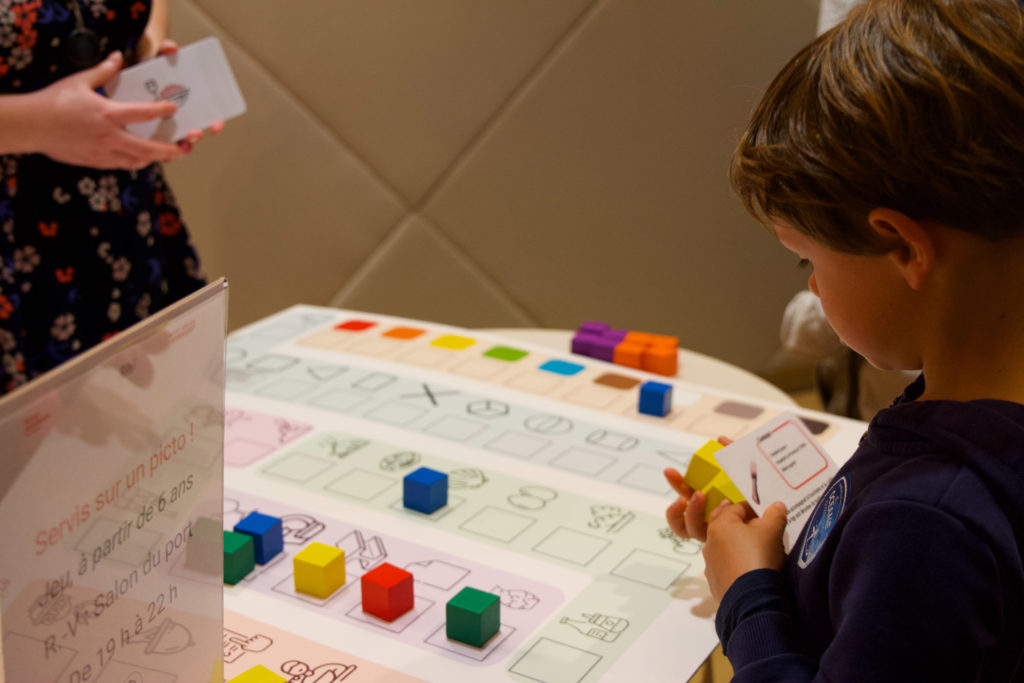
[714,412,839,551]
[105,36,246,142]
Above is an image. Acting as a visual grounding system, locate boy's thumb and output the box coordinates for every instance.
[84,51,123,88]
[763,502,788,532]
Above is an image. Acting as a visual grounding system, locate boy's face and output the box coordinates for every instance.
[774,223,919,372]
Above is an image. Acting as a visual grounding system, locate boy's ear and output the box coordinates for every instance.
[867,208,935,290]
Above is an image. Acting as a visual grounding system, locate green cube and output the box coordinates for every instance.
[446,587,500,647]
[223,530,255,585]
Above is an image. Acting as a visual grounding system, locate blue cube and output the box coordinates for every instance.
[638,380,673,417]
[233,512,283,564]
[403,467,448,514]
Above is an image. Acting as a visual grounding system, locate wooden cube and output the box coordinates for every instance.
[228,664,285,682]
[446,587,500,648]
[361,562,414,622]
[233,512,284,564]
[293,542,346,599]
[223,531,254,585]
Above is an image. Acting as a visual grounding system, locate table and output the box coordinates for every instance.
[219,306,867,682]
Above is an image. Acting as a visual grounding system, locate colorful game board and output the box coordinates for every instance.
[221,306,868,682]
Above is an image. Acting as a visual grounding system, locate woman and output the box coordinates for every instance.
[0,0,219,394]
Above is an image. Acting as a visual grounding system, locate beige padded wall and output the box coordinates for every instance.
[165,0,820,376]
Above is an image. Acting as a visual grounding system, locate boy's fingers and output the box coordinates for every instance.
[684,490,707,538]
[761,502,788,533]
[739,502,759,521]
[665,499,689,538]
[707,499,734,523]
[664,467,693,497]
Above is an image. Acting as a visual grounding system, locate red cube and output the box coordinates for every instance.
[361,563,414,622]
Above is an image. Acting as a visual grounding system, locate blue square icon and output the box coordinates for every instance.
[539,359,585,376]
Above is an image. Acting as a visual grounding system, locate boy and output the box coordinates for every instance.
[665,0,1024,679]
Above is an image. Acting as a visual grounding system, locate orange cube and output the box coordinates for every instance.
[643,344,678,376]
[649,334,679,348]
[613,341,646,368]
[623,331,655,346]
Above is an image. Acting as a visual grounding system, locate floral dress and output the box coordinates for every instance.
[0,0,205,394]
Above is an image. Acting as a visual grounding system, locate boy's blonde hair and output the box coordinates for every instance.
[731,0,1024,254]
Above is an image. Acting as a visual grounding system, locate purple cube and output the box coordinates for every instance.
[571,332,602,356]
[592,336,620,361]
[577,321,609,336]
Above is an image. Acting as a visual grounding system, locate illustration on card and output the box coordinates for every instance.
[338,530,387,572]
[492,586,540,610]
[448,468,488,489]
[559,612,629,642]
[281,659,357,682]
[400,383,459,406]
[281,514,326,545]
[587,505,634,533]
[466,399,510,418]
[507,486,557,511]
[223,627,272,664]
[658,527,702,555]
[379,451,422,472]
[132,617,194,655]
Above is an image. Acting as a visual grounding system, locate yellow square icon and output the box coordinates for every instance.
[431,334,476,350]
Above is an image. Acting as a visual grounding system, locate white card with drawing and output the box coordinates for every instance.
[106,36,246,142]
[715,411,840,551]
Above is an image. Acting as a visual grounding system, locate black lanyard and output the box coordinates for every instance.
[66,0,101,69]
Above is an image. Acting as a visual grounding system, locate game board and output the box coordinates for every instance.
[220,306,868,682]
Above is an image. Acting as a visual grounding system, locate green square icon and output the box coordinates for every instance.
[446,587,500,647]
[483,346,528,362]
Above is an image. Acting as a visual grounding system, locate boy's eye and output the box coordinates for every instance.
[796,258,811,270]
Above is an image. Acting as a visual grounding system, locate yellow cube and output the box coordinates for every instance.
[703,471,746,520]
[293,542,346,598]
[684,440,725,491]
[228,664,286,683]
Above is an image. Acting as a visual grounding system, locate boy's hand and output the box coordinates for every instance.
[702,501,788,602]
[664,436,734,543]
[665,467,709,542]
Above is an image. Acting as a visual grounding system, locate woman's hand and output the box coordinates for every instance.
[702,501,788,601]
[30,51,185,169]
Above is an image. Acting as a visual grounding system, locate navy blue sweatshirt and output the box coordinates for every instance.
[716,377,1024,681]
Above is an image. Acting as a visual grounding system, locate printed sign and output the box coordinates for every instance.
[0,280,228,683]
